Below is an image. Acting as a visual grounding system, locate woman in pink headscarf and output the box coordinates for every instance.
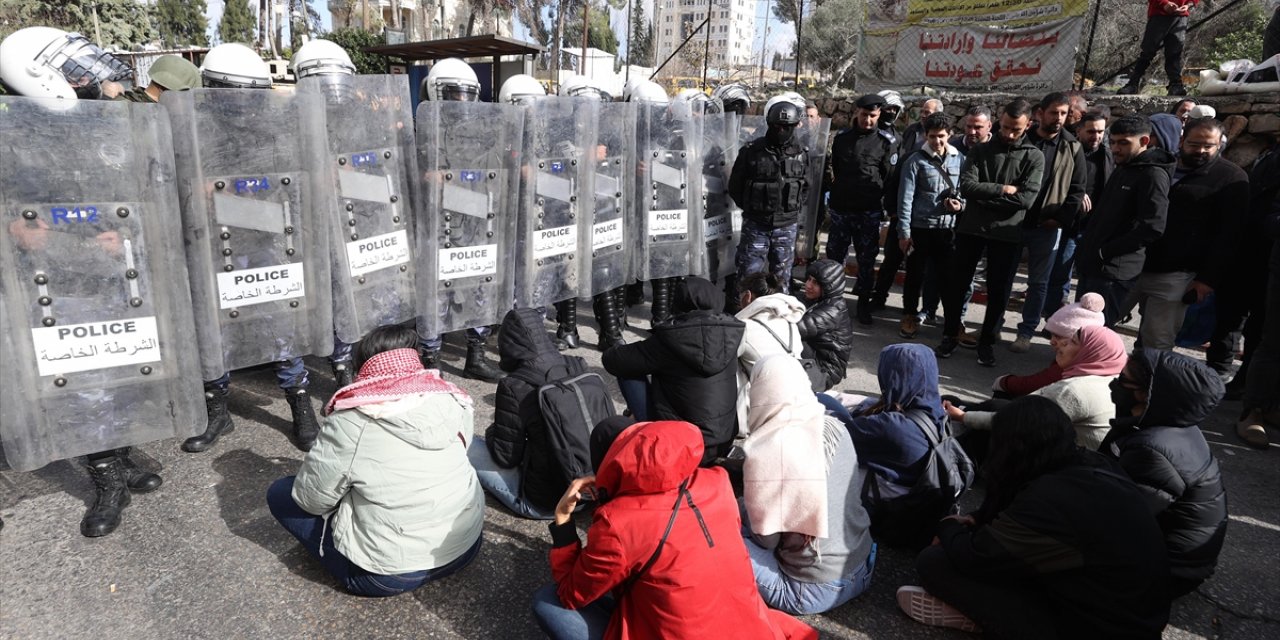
[947,325,1128,450]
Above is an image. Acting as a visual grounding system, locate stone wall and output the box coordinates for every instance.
[806,92,1280,168]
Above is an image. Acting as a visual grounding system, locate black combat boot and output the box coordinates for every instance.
[462,342,502,382]
[857,295,874,326]
[651,278,674,328]
[182,387,235,453]
[625,281,645,307]
[612,287,630,329]
[81,455,132,538]
[332,360,354,388]
[113,448,162,493]
[593,291,627,352]
[554,299,580,350]
[421,349,440,371]
[286,388,320,452]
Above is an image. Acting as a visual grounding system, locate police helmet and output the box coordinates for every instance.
[423,58,480,102]
[498,73,545,106]
[766,101,802,127]
[624,79,668,104]
[559,74,612,102]
[0,26,132,100]
[201,43,272,89]
[712,83,750,115]
[291,39,356,80]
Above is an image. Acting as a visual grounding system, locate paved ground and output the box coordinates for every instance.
[2,282,1278,640]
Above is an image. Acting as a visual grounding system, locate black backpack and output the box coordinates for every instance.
[517,361,617,484]
[861,409,975,549]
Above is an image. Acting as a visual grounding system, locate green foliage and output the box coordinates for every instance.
[797,0,860,87]
[155,0,208,48]
[289,0,323,52]
[627,0,652,66]
[565,1,619,54]
[772,0,827,25]
[0,0,154,49]
[217,0,257,45]
[324,27,386,74]
[1205,2,1267,68]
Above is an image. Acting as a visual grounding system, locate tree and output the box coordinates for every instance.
[565,0,619,55]
[797,0,860,87]
[627,0,652,66]
[772,0,826,25]
[0,0,154,49]
[218,0,257,44]
[1204,1,1267,68]
[289,0,323,51]
[325,27,386,74]
[155,0,208,48]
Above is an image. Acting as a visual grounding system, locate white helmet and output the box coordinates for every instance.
[498,73,545,106]
[424,57,480,102]
[672,88,721,116]
[559,74,611,102]
[0,26,131,100]
[291,39,356,79]
[762,92,806,120]
[877,90,905,125]
[201,43,271,89]
[624,79,668,104]
[712,83,750,114]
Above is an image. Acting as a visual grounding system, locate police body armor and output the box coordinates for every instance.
[698,112,741,282]
[0,97,205,471]
[515,96,595,309]
[737,135,809,228]
[415,100,522,337]
[300,74,419,343]
[164,88,336,379]
[634,103,703,281]
[580,101,635,298]
[795,116,831,260]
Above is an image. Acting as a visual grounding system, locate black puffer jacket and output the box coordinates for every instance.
[798,260,853,390]
[1101,349,1228,586]
[603,277,745,462]
[486,307,588,512]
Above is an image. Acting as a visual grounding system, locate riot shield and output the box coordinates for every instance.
[698,112,741,282]
[514,97,596,309]
[0,97,204,471]
[164,88,335,379]
[634,103,703,281]
[415,101,522,337]
[580,101,635,298]
[299,74,419,344]
[795,117,831,260]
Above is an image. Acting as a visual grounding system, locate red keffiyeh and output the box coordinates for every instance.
[323,348,469,415]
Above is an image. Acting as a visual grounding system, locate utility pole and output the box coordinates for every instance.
[758,0,771,90]
[89,2,103,47]
[794,0,803,86]
[582,0,589,76]
[625,0,633,87]
[702,0,713,91]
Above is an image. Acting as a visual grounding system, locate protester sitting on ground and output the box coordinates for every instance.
[741,356,876,615]
[798,259,853,391]
[735,272,807,434]
[947,325,1128,452]
[899,396,1171,638]
[990,292,1108,398]
[1101,349,1229,599]
[266,325,482,597]
[468,307,592,519]
[531,420,817,640]
[603,276,745,464]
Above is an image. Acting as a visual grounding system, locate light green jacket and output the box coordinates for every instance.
[292,393,483,574]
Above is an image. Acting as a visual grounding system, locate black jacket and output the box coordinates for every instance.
[798,260,853,390]
[1141,155,1249,289]
[727,135,809,228]
[956,134,1045,244]
[1101,350,1228,586]
[486,307,589,511]
[1077,147,1177,281]
[825,125,897,213]
[1024,128,1087,230]
[603,277,744,461]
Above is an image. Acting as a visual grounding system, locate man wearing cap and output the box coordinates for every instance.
[115,55,201,103]
[824,93,898,325]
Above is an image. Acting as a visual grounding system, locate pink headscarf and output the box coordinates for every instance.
[1062,326,1128,379]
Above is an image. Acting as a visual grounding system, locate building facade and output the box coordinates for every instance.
[653,0,756,73]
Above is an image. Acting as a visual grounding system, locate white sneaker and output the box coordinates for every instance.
[1009,335,1032,353]
[896,585,981,632]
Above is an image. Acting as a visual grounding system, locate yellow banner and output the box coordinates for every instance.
[868,0,1089,33]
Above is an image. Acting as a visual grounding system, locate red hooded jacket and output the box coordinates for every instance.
[550,421,815,640]
[1147,0,1198,17]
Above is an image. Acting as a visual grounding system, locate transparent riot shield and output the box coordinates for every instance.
[514,97,596,309]
[795,117,831,260]
[0,97,205,471]
[580,101,635,298]
[164,88,335,380]
[634,103,703,281]
[698,112,741,282]
[415,101,522,337]
[300,74,419,344]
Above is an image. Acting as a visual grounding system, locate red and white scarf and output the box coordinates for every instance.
[323,348,469,415]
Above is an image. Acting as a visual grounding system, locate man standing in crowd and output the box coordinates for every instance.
[1171,98,1197,124]
[1011,93,1086,353]
[1076,114,1176,327]
[1065,92,1089,134]
[1133,118,1248,350]
[951,105,993,155]
[936,99,1044,367]
[899,98,944,157]
[1121,0,1199,95]
[824,93,898,325]
[1047,110,1113,315]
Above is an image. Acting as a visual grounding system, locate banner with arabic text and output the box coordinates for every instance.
[893,17,1083,91]
[868,0,1089,32]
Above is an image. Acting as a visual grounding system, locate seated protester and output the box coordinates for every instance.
[741,356,876,615]
[948,325,1128,451]
[266,325,482,597]
[798,259,854,391]
[735,272,807,434]
[1102,349,1229,599]
[531,420,817,640]
[603,276,745,464]
[899,396,1171,639]
[991,292,1107,397]
[469,307,591,519]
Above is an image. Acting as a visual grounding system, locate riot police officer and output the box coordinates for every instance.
[728,97,809,293]
[713,83,751,117]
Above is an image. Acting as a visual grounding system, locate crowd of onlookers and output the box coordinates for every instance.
[261,90,1277,639]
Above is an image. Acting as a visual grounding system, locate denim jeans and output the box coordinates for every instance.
[1017,226,1062,339]
[744,536,877,615]
[1045,231,1079,317]
[466,438,556,520]
[207,357,309,393]
[531,583,616,640]
[266,476,481,597]
[615,377,652,422]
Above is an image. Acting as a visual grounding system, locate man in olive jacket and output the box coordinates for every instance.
[937,98,1044,368]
